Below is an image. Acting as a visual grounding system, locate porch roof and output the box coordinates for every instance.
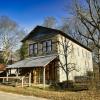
[7,54,58,69]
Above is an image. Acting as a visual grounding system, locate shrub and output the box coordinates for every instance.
[72,83,88,91]
[49,80,74,90]
[49,80,89,91]
[74,76,89,83]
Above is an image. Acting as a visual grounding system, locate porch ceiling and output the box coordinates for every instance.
[7,54,58,69]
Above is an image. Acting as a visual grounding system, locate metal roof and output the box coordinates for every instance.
[7,54,57,69]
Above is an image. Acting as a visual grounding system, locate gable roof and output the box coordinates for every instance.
[21,25,92,52]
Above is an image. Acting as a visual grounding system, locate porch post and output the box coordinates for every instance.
[6,70,8,81]
[43,67,45,88]
[21,77,24,87]
[16,68,19,77]
[16,68,19,86]
[39,68,40,84]
[29,72,31,87]
[10,69,11,75]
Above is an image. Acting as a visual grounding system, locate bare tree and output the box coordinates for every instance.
[65,0,100,78]
[0,16,25,64]
[43,16,57,28]
[56,14,90,51]
[58,36,79,87]
[59,18,70,34]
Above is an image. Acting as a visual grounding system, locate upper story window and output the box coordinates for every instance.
[29,43,38,55]
[42,40,52,53]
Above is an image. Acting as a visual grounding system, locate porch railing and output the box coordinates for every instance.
[0,75,31,87]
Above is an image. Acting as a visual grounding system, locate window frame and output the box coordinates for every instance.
[29,44,33,56]
[33,43,38,54]
[29,43,38,56]
[42,40,52,53]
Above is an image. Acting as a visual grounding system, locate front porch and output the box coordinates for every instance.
[31,60,59,84]
[2,55,59,88]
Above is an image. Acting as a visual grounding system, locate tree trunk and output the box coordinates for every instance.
[65,54,69,87]
[65,71,69,88]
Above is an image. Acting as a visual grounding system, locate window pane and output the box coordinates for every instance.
[43,47,46,52]
[47,40,51,46]
[42,40,52,53]
[29,50,33,55]
[34,49,38,54]
[47,46,51,52]
[29,44,33,50]
[34,43,37,49]
[43,41,46,47]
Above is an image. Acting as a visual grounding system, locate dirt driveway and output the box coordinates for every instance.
[0,91,48,100]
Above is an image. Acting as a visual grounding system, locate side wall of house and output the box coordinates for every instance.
[57,34,93,82]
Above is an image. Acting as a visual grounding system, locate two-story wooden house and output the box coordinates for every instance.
[8,26,93,87]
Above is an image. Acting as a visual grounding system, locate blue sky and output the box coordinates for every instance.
[0,0,70,31]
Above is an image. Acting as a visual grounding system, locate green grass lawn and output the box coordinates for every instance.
[0,85,99,100]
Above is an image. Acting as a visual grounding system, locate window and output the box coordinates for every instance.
[33,43,38,54]
[42,40,52,53]
[29,43,38,55]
